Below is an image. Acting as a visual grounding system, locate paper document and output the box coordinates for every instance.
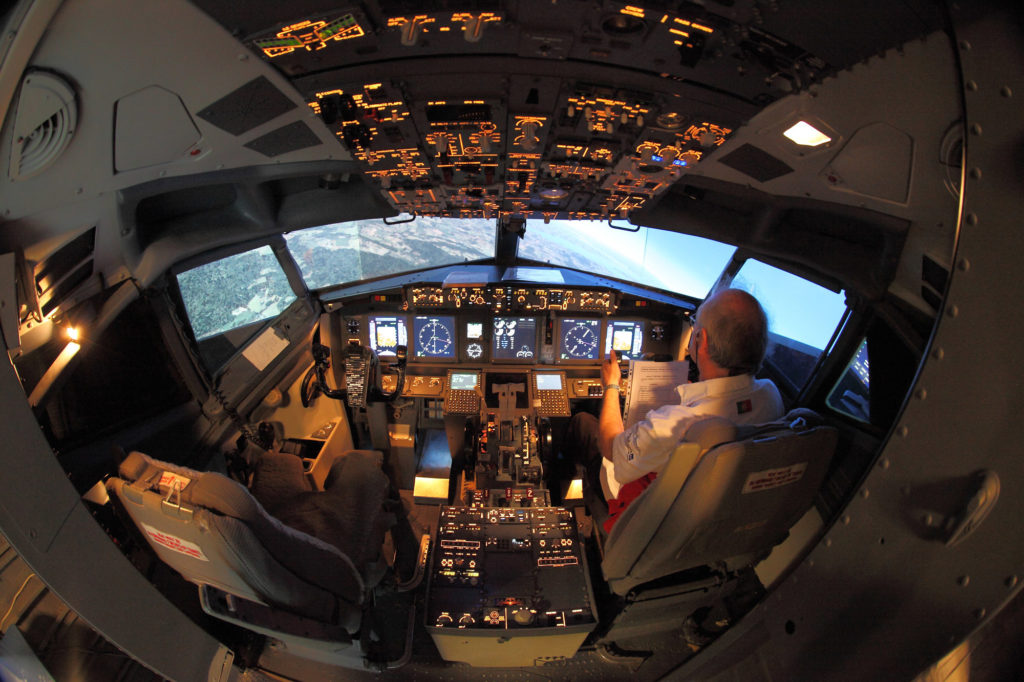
[622,360,691,429]
[242,327,289,372]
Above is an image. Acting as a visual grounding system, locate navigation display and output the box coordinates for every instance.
[559,318,601,361]
[414,315,456,359]
[369,315,407,356]
[492,317,537,361]
[605,320,644,360]
[535,373,563,390]
[450,372,478,390]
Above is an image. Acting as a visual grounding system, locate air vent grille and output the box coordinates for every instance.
[9,71,77,181]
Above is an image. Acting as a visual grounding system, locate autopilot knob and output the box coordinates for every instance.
[512,607,535,626]
[435,613,453,627]
[458,614,476,626]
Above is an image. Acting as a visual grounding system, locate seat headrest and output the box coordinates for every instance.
[119,451,263,524]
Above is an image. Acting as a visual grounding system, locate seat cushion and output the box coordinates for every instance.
[250,450,314,516]
[272,450,391,573]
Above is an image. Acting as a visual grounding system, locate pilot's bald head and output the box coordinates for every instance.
[696,288,769,376]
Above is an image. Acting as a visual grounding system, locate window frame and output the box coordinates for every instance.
[169,236,309,379]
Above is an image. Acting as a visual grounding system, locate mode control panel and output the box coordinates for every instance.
[409,285,617,313]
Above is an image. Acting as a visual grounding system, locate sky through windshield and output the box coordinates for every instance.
[520,220,736,298]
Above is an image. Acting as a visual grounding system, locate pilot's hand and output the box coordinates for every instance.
[602,349,620,387]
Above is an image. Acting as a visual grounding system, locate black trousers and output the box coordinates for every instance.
[565,412,609,516]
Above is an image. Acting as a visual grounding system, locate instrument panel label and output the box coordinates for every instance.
[157,471,191,491]
[741,462,807,494]
[142,523,209,561]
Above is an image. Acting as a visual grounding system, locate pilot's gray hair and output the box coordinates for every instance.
[699,288,769,376]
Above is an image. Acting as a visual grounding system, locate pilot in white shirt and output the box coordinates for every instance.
[603,372,784,498]
[570,288,784,530]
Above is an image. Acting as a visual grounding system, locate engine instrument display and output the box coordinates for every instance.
[465,321,485,360]
[414,315,456,359]
[492,317,537,361]
[559,319,601,361]
[605,320,644,360]
[369,315,407,356]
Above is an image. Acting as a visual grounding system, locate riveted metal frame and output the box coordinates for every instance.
[670,4,1024,680]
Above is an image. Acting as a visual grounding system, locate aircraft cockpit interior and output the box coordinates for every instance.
[0,0,1022,680]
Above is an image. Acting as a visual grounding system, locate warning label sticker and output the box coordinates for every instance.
[741,462,808,494]
[157,471,191,492]
[142,523,208,561]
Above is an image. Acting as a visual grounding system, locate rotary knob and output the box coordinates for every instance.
[436,614,453,627]
[512,607,535,626]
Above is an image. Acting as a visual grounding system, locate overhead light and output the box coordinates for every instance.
[784,120,831,147]
[65,325,80,342]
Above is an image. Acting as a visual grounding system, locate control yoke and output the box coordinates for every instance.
[301,340,407,408]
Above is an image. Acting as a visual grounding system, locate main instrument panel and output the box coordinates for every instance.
[344,284,678,368]
[331,283,686,418]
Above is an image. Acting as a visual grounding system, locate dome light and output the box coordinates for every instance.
[784,120,831,147]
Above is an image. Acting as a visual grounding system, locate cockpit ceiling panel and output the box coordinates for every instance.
[196,76,299,137]
[176,0,939,224]
[192,0,941,95]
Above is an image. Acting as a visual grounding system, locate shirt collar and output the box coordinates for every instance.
[676,373,754,402]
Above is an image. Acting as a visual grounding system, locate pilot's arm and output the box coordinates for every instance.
[598,349,624,462]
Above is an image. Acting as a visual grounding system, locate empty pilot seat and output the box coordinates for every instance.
[598,409,837,644]
[107,449,395,666]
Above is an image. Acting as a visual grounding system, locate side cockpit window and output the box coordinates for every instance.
[826,338,870,423]
[176,246,297,371]
[730,258,848,390]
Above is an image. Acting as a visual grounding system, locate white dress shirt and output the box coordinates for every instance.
[602,373,784,498]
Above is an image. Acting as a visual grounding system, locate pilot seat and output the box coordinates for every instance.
[106,447,405,668]
[595,408,837,649]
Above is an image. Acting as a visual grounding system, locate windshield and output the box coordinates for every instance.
[519,219,736,298]
[285,216,495,290]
